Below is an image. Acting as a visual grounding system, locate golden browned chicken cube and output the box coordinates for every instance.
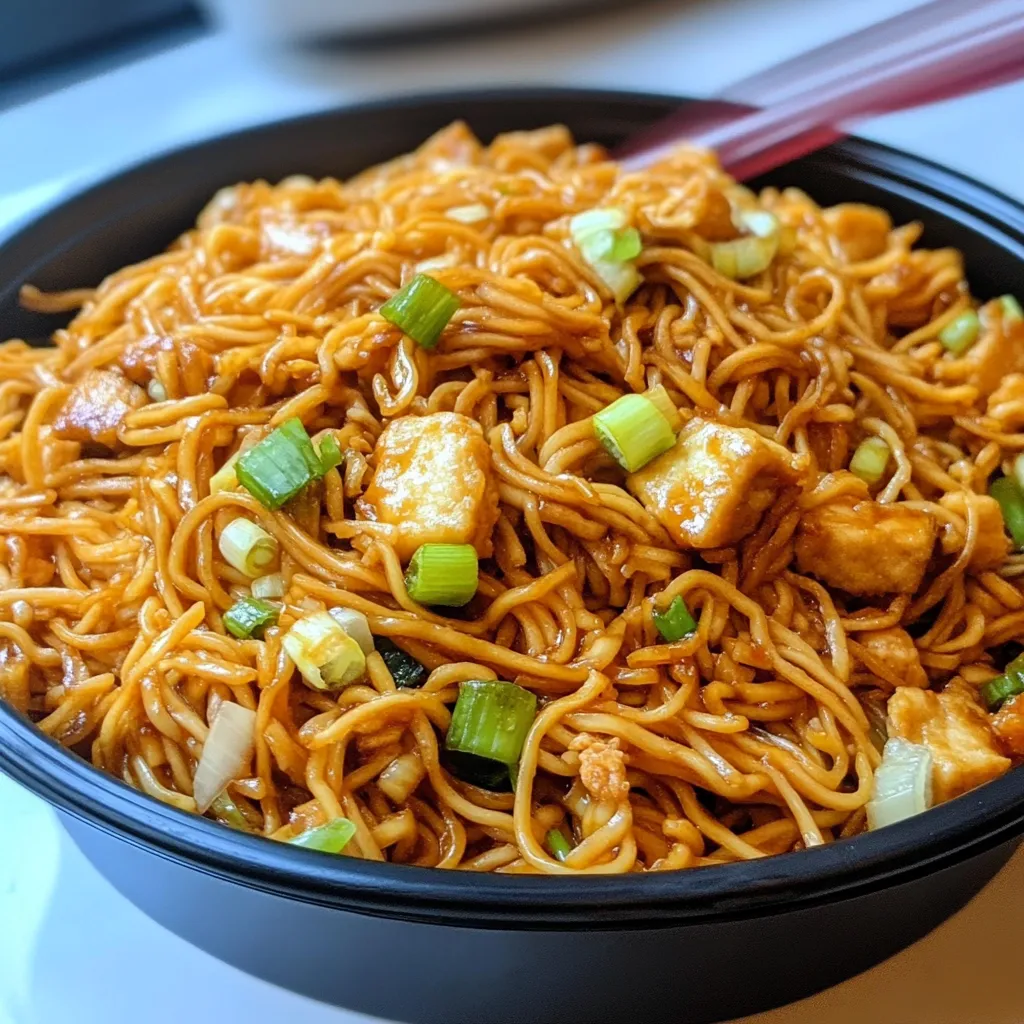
[938,491,1010,573]
[992,693,1024,757]
[823,203,892,263]
[856,627,928,689]
[53,368,147,449]
[888,679,1011,803]
[794,500,937,595]
[626,417,807,549]
[357,411,498,562]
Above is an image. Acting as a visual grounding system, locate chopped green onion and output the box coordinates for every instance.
[939,310,980,354]
[327,606,374,655]
[317,433,343,473]
[251,572,285,600]
[867,738,933,830]
[849,436,891,485]
[446,679,537,767]
[643,384,683,432]
[147,379,167,403]
[283,611,366,691]
[1001,294,1024,323]
[209,452,240,495]
[546,828,573,862]
[652,595,697,642]
[218,518,278,577]
[590,259,642,304]
[289,816,356,854]
[593,393,676,473]
[981,654,1024,710]
[989,476,1024,550]
[447,203,489,223]
[1014,454,1024,494]
[236,418,324,510]
[223,597,279,639]
[209,790,250,830]
[380,274,460,350]
[374,637,427,688]
[710,232,778,279]
[570,208,644,304]
[404,543,478,607]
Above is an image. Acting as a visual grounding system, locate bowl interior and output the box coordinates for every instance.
[1,88,1023,926]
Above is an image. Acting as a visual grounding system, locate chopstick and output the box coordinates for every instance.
[618,0,1024,179]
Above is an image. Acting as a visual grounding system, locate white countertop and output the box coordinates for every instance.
[1,2,1024,1022]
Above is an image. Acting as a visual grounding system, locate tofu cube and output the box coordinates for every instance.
[856,627,928,689]
[888,679,1011,803]
[795,500,937,595]
[626,417,807,549]
[357,412,498,562]
[53,369,147,449]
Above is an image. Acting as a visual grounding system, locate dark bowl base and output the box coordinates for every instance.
[61,814,1019,1024]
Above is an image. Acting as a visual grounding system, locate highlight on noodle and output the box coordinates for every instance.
[2,121,1023,874]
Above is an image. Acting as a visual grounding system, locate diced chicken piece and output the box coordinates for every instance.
[938,491,1010,573]
[795,500,937,595]
[53,369,147,449]
[986,372,1024,431]
[118,334,213,396]
[992,693,1024,757]
[627,417,808,549]
[569,733,630,804]
[823,203,892,262]
[888,678,1011,803]
[357,412,498,562]
[962,303,1024,396]
[856,627,928,689]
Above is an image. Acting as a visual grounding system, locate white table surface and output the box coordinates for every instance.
[1,2,1023,1022]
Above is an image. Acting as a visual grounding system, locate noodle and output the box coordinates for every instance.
[1,121,1022,874]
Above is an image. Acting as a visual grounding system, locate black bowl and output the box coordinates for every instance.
[1,89,1023,1024]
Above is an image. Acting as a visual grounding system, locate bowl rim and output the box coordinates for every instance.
[1,85,1023,930]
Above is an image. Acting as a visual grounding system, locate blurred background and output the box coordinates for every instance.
[1,2,1024,1023]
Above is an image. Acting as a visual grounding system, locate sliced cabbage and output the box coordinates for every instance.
[866,737,933,830]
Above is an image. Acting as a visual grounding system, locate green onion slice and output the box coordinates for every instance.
[446,680,537,766]
[546,828,573,862]
[289,817,357,854]
[251,572,285,600]
[652,595,697,642]
[590,259,642,304]
[569,208,644,303]
[1001,294,1024,323]
[593,393,676,473]
[981,654,1024,710]
[236,418,324,510]
[209,791,250,830]
[939,310,980,355]
[283,611,366,691]
[866,738,933,830]
[223,597,279,639]
[404,543,478,607]
[317,433,343,473]
[989,476,1024,550]
[374,637,427,688]
[643,384,683,432]
[380,274,460,350]
[218,518,278,577]
[849,436,890,485]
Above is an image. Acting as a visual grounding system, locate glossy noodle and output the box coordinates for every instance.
[2,123,1023,874]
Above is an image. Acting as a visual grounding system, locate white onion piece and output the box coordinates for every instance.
[251,572,285,600]
[328,606,375,655]
[415,254,458,274]
[446,204,489,224]
[193,702,257,814]
[867,737,933,830]
[378,751,426,804]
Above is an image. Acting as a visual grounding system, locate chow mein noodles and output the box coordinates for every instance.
[2,123,1023,874]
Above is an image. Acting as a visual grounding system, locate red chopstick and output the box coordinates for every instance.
[617,0,1024,179]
